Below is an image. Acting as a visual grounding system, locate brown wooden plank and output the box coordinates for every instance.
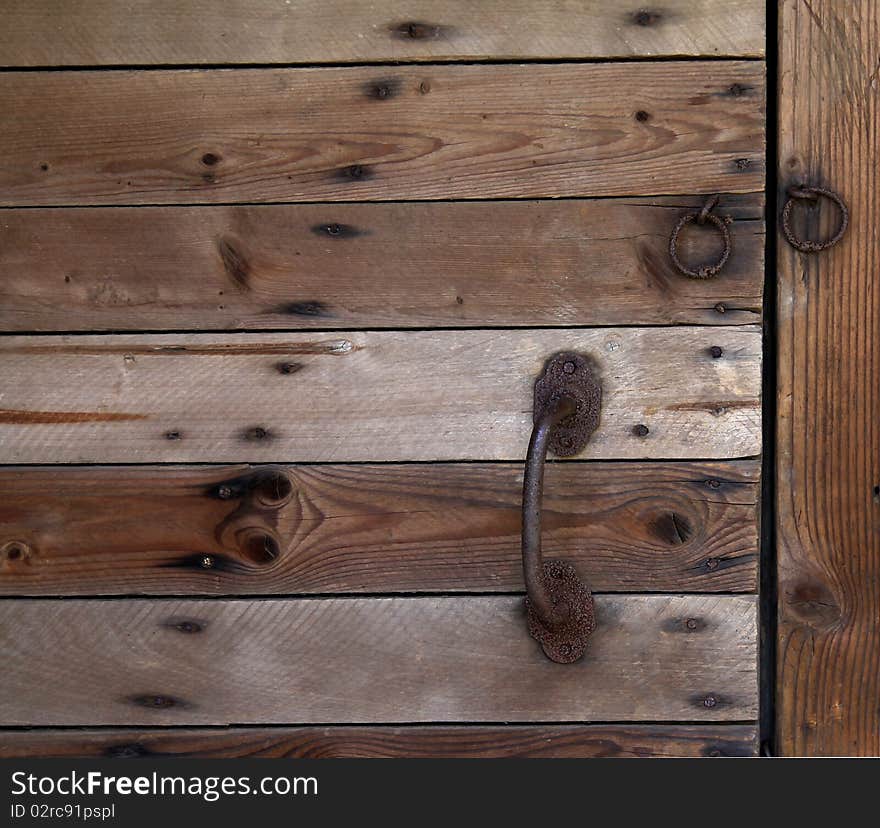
[777,0,880,756]
[0,196,764,331]
[0,460,759,596]
[0,596,757,724]
[0,63,765,206]
[0,328,762,463]
[0,1,766,66]
[0,724,759,759]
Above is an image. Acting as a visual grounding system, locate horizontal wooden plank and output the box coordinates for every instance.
[0,63,765,205]
[0,596,758,724]
[0,328,762,463]
[0,196,765,331]
[0,460,759,595]
[0,1,766,66]
[0,724,759,758]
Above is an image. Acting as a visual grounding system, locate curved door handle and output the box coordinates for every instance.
[523,352,602,663]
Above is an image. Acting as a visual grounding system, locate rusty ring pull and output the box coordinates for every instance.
[782,185,849,252]
[668,194,733,279]
[522,352,602,663]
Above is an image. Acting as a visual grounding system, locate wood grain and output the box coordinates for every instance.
[0,328,762,463]
[0,1,766,66]
[0,461,759,595]
[777,0,880,756]
[0,196,765,331]
[0,596,758,724]
[0,724,759,759]
[0,63,765,205]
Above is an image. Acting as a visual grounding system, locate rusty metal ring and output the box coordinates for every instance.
[782,186,849,253]
[668,209,732,279]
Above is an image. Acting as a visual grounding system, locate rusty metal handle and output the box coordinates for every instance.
[522,395,576,627]
[522,353,602,664]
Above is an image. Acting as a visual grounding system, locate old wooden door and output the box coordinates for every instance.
[0,1,771,757]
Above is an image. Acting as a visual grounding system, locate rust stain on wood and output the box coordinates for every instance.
[0,409,148,424]
[1,342,354,356]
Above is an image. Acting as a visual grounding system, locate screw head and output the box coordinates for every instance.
[217,485,234,500]
[703,695,718,708]
[633,424,650,437]
[562,361,576,374]
[709,345,723,359]
[705,557,720,571]
[686,618,698,630]
[200,555,215,569]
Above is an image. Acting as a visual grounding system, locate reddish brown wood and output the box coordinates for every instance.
[0,461,758,595]
[0,724,758,758]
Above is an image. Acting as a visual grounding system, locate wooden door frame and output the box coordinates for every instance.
[774,0,880,756]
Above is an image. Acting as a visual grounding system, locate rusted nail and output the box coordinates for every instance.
[276,361,302,375]
[633,424,650,437]
[714,303,727,314]
[706,479,722,490]
[130,694,179,709]
[632,10,662,26]
[709,345,724,358]
[635,110,651,122]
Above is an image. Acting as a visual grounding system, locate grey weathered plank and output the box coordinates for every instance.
[0,724,759,758]
[0,63,765,205]
[0,196,765,331]
[0,461,759,595]
[0,1,766,66]
[0,596,758,724]
[0,328,762,463]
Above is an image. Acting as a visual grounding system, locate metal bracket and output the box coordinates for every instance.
[533,352,602,457]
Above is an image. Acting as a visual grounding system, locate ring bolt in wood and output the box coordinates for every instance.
[522,352,601,663]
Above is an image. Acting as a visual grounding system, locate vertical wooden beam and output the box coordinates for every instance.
[777,0,880,755]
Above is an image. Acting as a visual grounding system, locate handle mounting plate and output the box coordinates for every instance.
[533,352,602,457]
[526,560,597,663]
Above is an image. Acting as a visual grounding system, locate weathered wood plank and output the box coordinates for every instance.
[777,0,880,756]
[0,596,758,724]
[0,1,766,66]
[0,461,759,595]
[0,328,762,463]
[0,63,765,205]
[0,196,765,331]
[0,724,759,759]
